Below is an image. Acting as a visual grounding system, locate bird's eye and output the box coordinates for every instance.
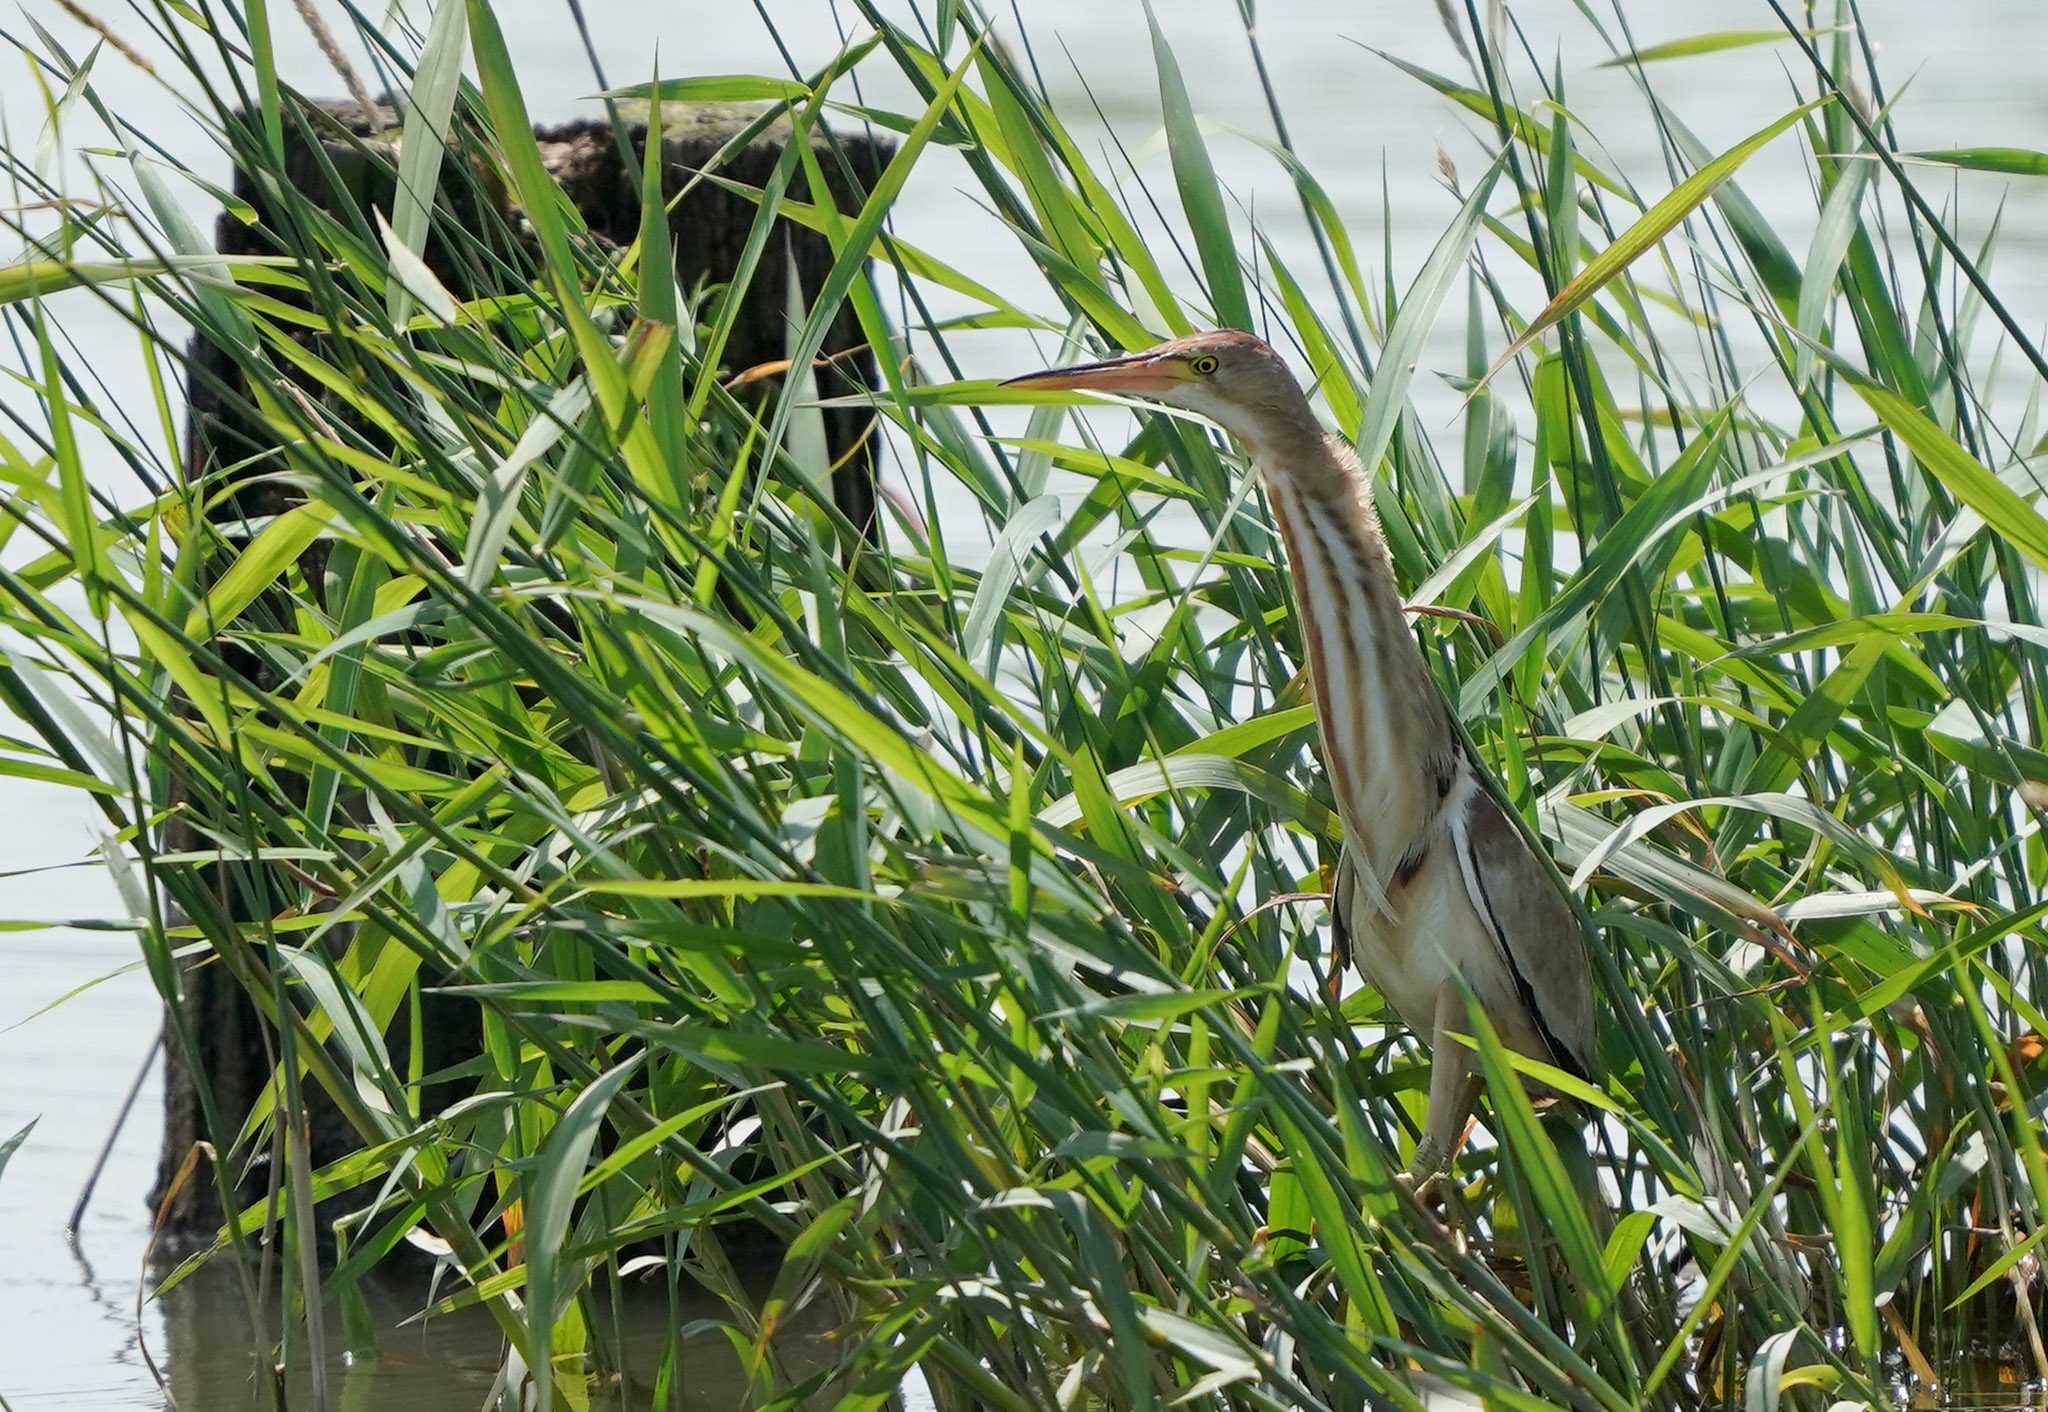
[1190,355,1220,376]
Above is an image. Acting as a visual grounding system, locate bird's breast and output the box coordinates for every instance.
[1267,477,1452,882]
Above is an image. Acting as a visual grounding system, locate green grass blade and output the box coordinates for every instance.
[1142,1,1251,331]
[1850,376,2048,573]
[1479,99,1826,388]
[1597,28,1829,67]
[599,75,810,103]
[1908,146,2048,177]
[1794,154,1871,389]
[525,1052,644,1412]
[386,0,469,326]
[760,41,981,474]
[1355,153,1502,466]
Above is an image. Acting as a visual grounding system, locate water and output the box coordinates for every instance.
[155,1264,860,1410]
[3,1,2047,1405]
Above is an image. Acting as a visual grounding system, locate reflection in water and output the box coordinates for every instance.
[64,1230,155,1390]
[140,1250,2048,1411]
[156,1261,846,1411]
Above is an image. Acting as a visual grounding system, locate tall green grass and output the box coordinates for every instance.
[3,1,2046,1408]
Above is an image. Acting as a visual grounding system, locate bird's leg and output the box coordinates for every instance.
[1404,982,1483,1190]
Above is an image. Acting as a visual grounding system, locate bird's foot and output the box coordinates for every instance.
[1397,1136,1449,1201]
[1391,1157,1464,1247]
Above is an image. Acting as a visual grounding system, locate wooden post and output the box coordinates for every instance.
[151,99,895,1245]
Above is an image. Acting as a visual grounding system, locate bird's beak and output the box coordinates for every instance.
[1000,349,1186,395]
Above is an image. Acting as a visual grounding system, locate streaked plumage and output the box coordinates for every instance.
[1005,330,1593,1181]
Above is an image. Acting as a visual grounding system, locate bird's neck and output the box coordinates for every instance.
[1253,428,1403,631]
[1255,429,1455,872]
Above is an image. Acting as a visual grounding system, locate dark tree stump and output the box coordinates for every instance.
[539,104,890,538]
[151,97,894,1247]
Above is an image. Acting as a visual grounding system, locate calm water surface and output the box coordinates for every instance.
[3,1,2047,1406]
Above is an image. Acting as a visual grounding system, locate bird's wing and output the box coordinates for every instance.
[1450,788,1596,1080]
[1327,847,1358,985]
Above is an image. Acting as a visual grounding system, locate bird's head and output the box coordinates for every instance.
[1002,330,1309,452]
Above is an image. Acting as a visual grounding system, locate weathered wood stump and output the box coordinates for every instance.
[151,97,894,1245]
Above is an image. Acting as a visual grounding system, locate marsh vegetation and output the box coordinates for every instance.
[2,1,2046,1408]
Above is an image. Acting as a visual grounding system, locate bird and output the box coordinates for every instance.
[1004,330,1593,1186]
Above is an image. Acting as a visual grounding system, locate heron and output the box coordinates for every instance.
[1004,330,1594,1186]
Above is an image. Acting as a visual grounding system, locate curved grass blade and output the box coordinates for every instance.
[1363,47,1635,200]
[183,502,335,636]
[463,378,593,589]
[1850,375,2048,573]
[1142,0,1251,331]
[1907,147,2048,177]
[375,208,458,325]
[1794,155,1872,389]
[0,254,290,305]
[0,1118,35,1185]
[1458,413,1731,715]
[762,40,982,474]
[962,494,1061,660]
[1355,152,1502,468]
[387,0,468,326]
[1477,99,1827,390]
[525,1052,644,1412]
[1597,28,1836,67]
[599,75,810,103]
